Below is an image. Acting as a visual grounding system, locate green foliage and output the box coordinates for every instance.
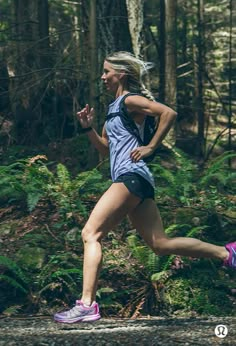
[46,164,111,222]
[127,234,161,277]
[200,152,236,189]
[96,287,124,311]
[126,233,172,316]
[46,162,86,219]
[124,218,230,317]
[0,252,84,313]
[150,150,197,205]
[0,255,30,295]
[125,234,234,317]
[0,156,110,221]
[165,262,234,316]
[0,275,28,295]
[151,150,236,210]
[0,156,53,211]
[0,150,235,316]
[38,253,83,305]
[127,222,205,276]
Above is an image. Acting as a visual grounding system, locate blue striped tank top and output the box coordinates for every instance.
[105,94,155,188]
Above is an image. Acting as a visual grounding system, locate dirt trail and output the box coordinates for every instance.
[0,316,235,345]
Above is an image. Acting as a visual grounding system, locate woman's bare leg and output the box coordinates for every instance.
[128,199,228,260]
[81,183,141,306]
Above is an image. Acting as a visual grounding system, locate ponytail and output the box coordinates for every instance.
[105,51,155,101]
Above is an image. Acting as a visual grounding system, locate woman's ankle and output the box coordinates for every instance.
[81,296,93,306]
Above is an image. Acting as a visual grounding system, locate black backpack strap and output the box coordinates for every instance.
[107,92,159,162]
[120,94,160,162]
[119,93,144,144]
[105,93,139,121]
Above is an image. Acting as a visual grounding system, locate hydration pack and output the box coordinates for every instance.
[119,92,159,162]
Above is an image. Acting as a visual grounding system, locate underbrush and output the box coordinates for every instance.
[0,150,235,317]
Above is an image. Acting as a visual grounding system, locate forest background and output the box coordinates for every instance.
[0,0,235,318]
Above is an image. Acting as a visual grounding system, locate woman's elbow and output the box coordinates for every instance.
[100,144,109,157]
[166,110,177,123]
[171,110,178,119]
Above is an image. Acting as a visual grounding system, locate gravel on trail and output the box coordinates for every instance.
[0,315,235,346]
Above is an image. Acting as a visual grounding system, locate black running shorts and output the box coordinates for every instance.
[114,172,155,200]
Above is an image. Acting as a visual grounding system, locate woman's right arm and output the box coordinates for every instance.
[77,104,109,157]
[86,126,109,157]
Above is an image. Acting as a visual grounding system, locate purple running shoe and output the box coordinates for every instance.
[224,242,236,268]
[54,300,100,323]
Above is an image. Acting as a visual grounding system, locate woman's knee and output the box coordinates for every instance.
[81,223,102,244]
[152,237,171,256]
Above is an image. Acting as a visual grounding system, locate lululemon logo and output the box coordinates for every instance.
[215,325,228,338]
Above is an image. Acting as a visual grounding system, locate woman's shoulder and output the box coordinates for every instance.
[124,94,150,113]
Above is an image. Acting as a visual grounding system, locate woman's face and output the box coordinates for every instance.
[101,61,122,94]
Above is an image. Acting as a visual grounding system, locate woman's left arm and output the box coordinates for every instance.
[125,95,177,162]
[146,100,177,150]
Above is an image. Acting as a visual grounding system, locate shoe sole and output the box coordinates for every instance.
[54,313,101,323]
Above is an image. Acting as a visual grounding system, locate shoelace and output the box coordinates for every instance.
[67,304,82,318]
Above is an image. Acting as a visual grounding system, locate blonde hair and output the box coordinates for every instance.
[105,51,155,101]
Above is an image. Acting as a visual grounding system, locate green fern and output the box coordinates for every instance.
[0,275,28,294]
[186,225,208,238]
[151,270,170,282]
[0,157,110,216]
[161,255,177,272]
[127,235,161,276]
[224,173,236,192]
[0,164,25,200]
[0,256,29,283]
[165,223,190,236]
[150,150,235,209]
[56,163,71,190]
[200,152,236,187]
[150,164,176,187]
[150,153,196,204]
[51,268,83,280]
[27,192,44,212]
[0,157,53,211]
[75,168,111,196]
[161,225,208,271]
[147,252,161,275]
[127,222,208,276]
[38,253,83,299]
[0,256,30,294]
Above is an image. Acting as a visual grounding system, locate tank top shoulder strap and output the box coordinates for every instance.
[106,93,140,120]
[119,92,141,106]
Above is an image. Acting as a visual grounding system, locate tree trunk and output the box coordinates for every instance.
[159,0,165,102]
[164,0,177,109]
[0,54,10,113]
[38,0,50,67]
[98,0,132,54]
[11,0,40,143]
[88,0,99,167]
[196,0,205,157]
[227,0,233,166]
[125,0,144,56]
[160,0,177,146]
[89,0,98,108]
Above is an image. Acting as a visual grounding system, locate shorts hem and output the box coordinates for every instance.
[114,172,154,200]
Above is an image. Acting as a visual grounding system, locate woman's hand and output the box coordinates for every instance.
[130,146,154,162]
[77,104,94,128]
